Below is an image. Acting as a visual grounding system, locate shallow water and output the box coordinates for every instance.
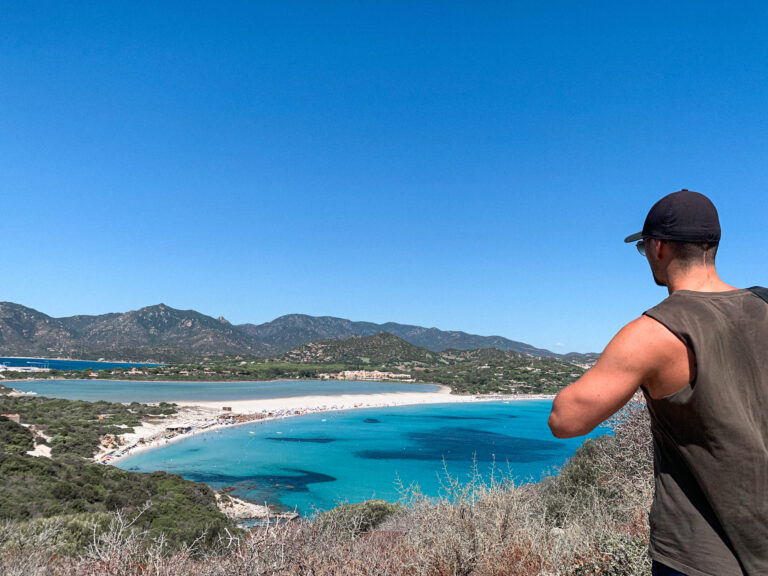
[117,400,606,515]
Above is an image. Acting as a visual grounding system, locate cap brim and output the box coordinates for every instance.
[624,232,643,243]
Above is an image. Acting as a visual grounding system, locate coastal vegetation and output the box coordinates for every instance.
[0,400,653,575]
[0,394,176,458]
[0,448,234,550]
[0,414,34,454]
[0,395,238,554]
[417,348,585,395]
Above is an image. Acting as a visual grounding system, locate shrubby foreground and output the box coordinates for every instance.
[0,400,652,575]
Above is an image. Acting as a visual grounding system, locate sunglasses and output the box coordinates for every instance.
[635,239,647,256]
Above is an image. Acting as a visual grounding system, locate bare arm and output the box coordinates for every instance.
[548,315,683,438]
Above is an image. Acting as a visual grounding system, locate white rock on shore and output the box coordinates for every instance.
[215,492,298,521]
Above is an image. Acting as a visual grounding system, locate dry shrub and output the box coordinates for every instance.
[398,461,552,576]
[0,517,62,576]
[592,397,653,504]
[195,508,414,576]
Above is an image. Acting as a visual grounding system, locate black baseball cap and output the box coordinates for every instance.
[624,189,721,244]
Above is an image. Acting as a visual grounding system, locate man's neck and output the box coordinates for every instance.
[666,266,738,295]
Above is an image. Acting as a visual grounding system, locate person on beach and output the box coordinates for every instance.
[548,190,768,576]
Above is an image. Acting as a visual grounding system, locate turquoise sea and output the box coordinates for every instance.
[116,400,607,516]
[7,379,441,403]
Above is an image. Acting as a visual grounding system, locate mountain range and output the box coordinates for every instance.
[0,302,596,363]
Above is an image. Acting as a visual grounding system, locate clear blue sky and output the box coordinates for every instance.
[2,2,767,353]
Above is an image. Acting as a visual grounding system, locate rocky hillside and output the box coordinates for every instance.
[0,303,80,357]
[59,304,272,356]
[0,302,273,359]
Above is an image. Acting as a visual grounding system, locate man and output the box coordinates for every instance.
[548,189,768,576]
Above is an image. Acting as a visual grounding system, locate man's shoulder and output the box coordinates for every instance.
[603,316,692,397]
[602,315,687,375]
[616,314,679,343]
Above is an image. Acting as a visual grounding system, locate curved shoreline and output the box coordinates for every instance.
[98,389,554,465]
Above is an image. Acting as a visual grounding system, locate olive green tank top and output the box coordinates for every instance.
[643,289,768,576]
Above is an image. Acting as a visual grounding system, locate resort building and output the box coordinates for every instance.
[331,370,414,382]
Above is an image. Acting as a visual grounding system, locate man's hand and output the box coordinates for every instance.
[548,315,691,438]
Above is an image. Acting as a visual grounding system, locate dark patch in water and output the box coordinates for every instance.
[260,468,337,492]
[183,468,336,494]
[182,471,262,484]
[182,468,337,515]
[266,437,335,444]
[363,418,381,424]
[185,447,202,452]
[355,427,563,463]
[239,469,336,510]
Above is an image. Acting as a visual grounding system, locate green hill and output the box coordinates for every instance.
[277,331,439,365]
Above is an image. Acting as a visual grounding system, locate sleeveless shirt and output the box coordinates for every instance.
[643,289,768,576]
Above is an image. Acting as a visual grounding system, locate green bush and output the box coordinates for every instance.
[0,416,34,454]
[317,499,402,535]
[4,512,114,556]
[0,453,237,550]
